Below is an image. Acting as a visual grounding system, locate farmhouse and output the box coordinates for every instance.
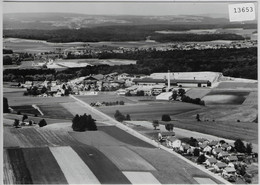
[166,137,181,149]
[158,131,175,141]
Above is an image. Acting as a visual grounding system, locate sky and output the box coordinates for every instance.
[3,1,253,17]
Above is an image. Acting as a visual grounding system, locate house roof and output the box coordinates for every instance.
[209,140,218,146]
[200,142,208,149]
[183,144,190,150]
[160,132,175,136]
[227,156,238,161]
[170,79,210,84]
[214,148,223,153]
[133,78,210,84]
[219,151,229,157]
[167,136,180,142]
[197,138,208,143]
[225,167,236,173]
[221,143,229,148]
[133,78,166,83]
[208,158,217,164]
[92,74,104,80]
[216,162,227,168]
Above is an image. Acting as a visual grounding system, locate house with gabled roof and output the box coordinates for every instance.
[158,132,175,141]
[166,136,181,149]
[212,148,223,156]
[204,157,218,167]
[218,151,230,159]
[214,162,227,171]
[227,156,238,163]
[221,143,229,151]
[208,140,218,147]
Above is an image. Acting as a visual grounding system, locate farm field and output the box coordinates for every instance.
[202,90,250,105]
[10,105,40,115]
[129,146,221,184]
[4,127,20,148]
[98,101,202,121]
[76,94,136,104]
[98,126,155,148]
[37,103,74,119]
[175,104,257,122]
[61,102,105,121]
[122,172,161,184]
[166,119,258,144]
[185,88,211,99]
[3,150,16,184]
[4,91,74,106]
[69,131,125,146]
[72,145,131,184]
[243,91,258,105]
[6,148,33,184]
[216,82,258,89]
[98,146,156,171]
[49,146,101,184]
[3,114,69,125]
[22,147,68,184]
[8,127,79,147]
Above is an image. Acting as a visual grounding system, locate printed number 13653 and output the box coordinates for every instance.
[234,7,253,13]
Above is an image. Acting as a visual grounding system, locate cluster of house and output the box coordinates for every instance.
[21,71,213,97]
[158,132,248,180]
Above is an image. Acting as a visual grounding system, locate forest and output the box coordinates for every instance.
[3,24,251,42]
[3,48,257,82]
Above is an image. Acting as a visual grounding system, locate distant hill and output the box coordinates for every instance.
[3,13,257,30]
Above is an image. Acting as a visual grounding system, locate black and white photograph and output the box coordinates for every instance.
[2,0,258,184]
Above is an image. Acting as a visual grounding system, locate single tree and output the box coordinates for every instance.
[152,120,159,130]
[197,154,206,164]
[193,148,200,156]
[162,114,171,121]
[126,114,131,121]
[234,139,246,153]
[246,143,253,154]
[172,90,178,100]
[13,119,20,128]
[196,114,201,121]
[165,123,174,132]
[178,88,186,97]
[22,114,28,122]
[39,119,47,127]
[3,97,10,113]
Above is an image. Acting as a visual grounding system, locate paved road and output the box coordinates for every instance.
[70,95,231,184]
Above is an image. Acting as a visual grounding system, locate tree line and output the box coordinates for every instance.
[3,23,249,43]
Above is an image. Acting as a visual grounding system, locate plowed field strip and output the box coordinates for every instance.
[50,146,100,184]
[4,127,20,148]
[35,128,79,146]
[22,147,68,184]
[72,145,131,184]
[123,171,161,184]
[69,131,125,146]
[98,126,155,148]
[99,146,156,171]
[10,128,49,147]
[3,150,16,184]
[7,148,33,184]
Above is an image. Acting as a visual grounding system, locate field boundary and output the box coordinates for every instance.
[70,95,231,184]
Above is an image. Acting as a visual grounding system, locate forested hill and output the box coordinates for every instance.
[3,23,256,42]
[3,48,257,81]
